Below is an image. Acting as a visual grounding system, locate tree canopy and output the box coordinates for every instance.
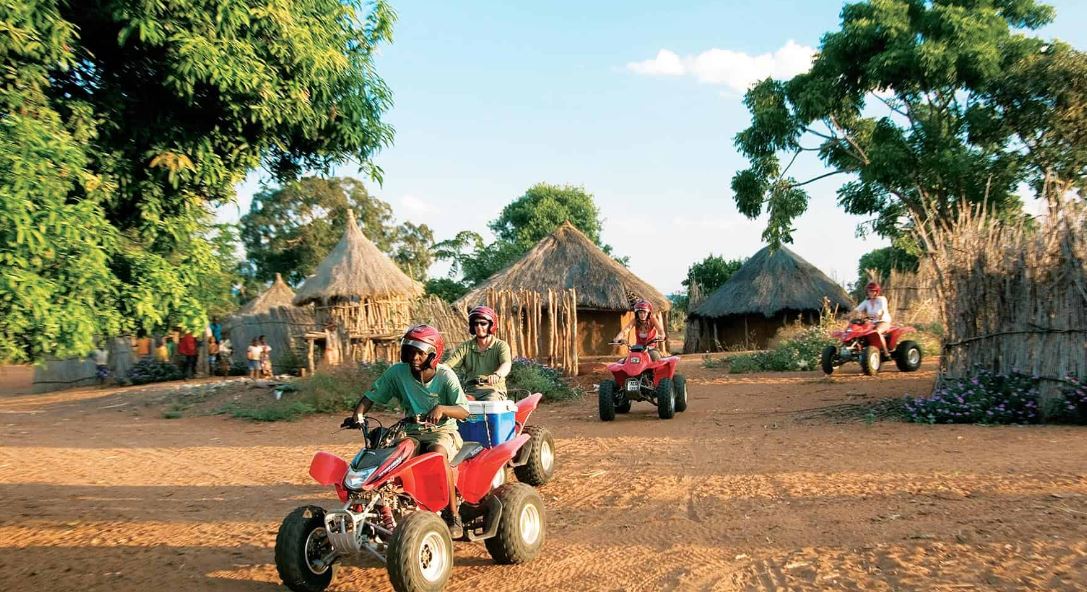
[731,0,1067,247]
[682,254,746,294]
[0,0,395,363]
[436,183,622,287]
[241,177,432,285]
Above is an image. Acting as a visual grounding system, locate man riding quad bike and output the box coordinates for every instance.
[444,305,512,402]
[274,324,546,592]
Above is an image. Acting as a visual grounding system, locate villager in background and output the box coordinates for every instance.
[247,338,262,379]
[259,335,272,377]
[207,336,220,375]
[92,344,109,385]
[178,330,198,379]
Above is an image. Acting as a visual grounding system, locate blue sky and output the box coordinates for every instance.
[221,0,1087,294]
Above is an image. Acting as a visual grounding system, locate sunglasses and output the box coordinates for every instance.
[471,321,491,327]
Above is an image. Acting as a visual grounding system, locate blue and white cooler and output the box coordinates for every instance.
[458,400,517,448]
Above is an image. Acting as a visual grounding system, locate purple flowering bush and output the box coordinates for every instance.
[1052,376,1087,424]
[904,369,1041,425]
[507,357,582,401]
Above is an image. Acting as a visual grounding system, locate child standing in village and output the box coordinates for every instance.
[207,336,220,376]
[247,338,262,379]
[92,344,109,385]
[259,335,272,378]
[155,338,170,363]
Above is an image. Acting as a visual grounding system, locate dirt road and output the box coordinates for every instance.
[1,358,1085,591]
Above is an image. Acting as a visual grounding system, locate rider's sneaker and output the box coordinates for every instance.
[443,509,465,539]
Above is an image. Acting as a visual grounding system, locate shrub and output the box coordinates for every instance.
[507,357,582,402]
[1050,376,1087,424]
[904,369,1041,425]
[222,362,390,421]
[125,359,184,385]
[728,325,837,373]
[701,355,726,369]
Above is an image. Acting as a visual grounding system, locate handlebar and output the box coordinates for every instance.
[340,413,438,448]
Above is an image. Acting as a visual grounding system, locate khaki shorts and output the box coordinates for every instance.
[411,429,463,458]
[466,385,507,401]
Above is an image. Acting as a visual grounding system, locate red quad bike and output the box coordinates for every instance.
[275,411,546,592]
[598,338,688,421]
[465,385,556,488]
[821,319,923,376]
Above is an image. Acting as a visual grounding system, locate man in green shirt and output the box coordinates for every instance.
[444,306,513,401]
[351,324,470,535]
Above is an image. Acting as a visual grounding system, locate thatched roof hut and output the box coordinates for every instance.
[238,273,296,315]
[456,221,670,356]
[685,245,853,351]
[293,210,423,306]
[224,273,317,372]
[292,210,423,366]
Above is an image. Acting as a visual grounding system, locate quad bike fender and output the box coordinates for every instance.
[457,434,530,504]
[651,357,679,384]
[309,451,350,502]
[378,451,451,513]
[885,326,915,350]
[309,451,349,486]
[514,393,542,427]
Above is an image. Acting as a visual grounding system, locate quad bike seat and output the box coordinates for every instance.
[449,441,485,467]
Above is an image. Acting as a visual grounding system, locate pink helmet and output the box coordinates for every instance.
[467,305,498,335]
[865,282,882,296]
[400,324,444,369]
[633,300,653,314]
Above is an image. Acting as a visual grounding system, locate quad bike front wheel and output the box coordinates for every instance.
[656,377,676,419]
[598,380,617,421]
[484,483,546,564]
[860,345,882,376]
[387,511,453,592]
[821,345,838,375]
[514,425,555,486]
[674,374,688,412]
[894,340,923,372]
[275,505,335,592]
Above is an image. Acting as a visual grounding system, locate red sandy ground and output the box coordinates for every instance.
[1,357,1085,591]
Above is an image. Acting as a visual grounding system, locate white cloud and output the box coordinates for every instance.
[626,49,686,76]
[626,40,816,94]
[400,194,439,215]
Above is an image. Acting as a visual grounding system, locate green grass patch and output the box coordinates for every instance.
[220,362,391,422]
[507,358,583,402]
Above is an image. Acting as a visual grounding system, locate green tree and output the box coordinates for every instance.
[441,183,622,286]
[853,244,920,298]
[731,0,1058,246]
[424,278,470,302]
[682,254,746,294]
[0,0,396,363]
[242,177,396,284]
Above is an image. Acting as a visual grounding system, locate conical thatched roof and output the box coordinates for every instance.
[238,273,296,315]
[293,210,423,306]
[456,221,670,312]
[690,245,853,318]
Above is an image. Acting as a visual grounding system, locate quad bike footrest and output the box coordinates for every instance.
[464,494,503,542]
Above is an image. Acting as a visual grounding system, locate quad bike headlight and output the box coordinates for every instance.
[343,466,377,490]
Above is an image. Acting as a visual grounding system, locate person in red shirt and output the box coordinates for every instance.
[178,330,199,379]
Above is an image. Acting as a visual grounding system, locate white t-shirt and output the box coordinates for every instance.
[855,296,891,323]
[93,348,109,365]
[247,345,263,361]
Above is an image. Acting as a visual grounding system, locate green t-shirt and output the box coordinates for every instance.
[364,363,468,434]
[444,338,512,393]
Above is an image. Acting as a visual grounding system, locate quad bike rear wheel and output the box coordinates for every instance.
[484,483,546,564]
[513,425,555,486]
[894,340,923,372]
[598,380,617,421]
[821,345,838,375]
[674,374,688,412]
[656,377,676,419]
[275,505,335,592]
[860,345,881,376]
[387,511,453,592]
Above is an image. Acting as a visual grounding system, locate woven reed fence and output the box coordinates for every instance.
[459,289,580,376]
[31,337,136,393]
[410,295,470,347]
[916,205,1086,398]
[879,263,941,326]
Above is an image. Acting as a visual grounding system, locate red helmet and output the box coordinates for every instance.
[467,305,498,335]
[400,324,444,369]
[633,300,653,314]
[865,282,882,296]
